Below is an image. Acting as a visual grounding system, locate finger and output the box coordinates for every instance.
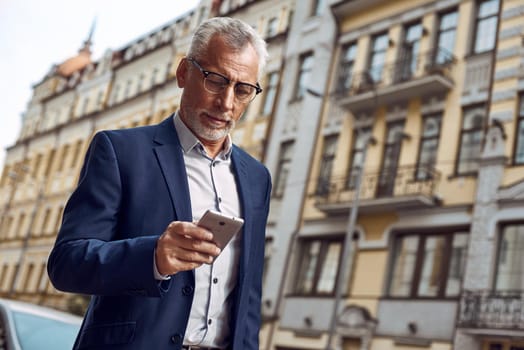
[165,221,214,241]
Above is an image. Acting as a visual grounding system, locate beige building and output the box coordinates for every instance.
[268,0,524,350]
[1,0,524,350]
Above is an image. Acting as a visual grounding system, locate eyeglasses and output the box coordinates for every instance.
[187,58,262,103]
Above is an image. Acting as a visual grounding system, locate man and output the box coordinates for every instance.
[47,17,271,350]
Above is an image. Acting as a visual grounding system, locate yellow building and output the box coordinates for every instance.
[268,0,524,350]
[1,0,524,350]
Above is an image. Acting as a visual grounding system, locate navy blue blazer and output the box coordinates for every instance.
[47,115,272,350]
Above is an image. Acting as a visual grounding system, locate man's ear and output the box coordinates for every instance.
[176,58,188,88]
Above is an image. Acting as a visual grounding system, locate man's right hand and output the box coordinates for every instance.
[155,221,221,276]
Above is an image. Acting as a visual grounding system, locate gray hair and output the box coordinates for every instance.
[188,17,268,78]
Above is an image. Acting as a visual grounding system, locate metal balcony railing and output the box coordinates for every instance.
[314,164,441,212]
[338,47,455,97]
[458,290,524,330]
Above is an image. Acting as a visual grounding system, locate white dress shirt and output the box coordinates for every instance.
[171,114,242,348]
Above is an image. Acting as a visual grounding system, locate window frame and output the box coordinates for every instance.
[387,229,469,299]
[494,222,524,291]
[273,141,295,198]
[260,71,280,116]
[293,236,344,297]
[293,52,314,101]
[316,134,339,195]
[513,93,524,165]
[415,113,442,180]
[368,32,389,83]
[456,104,487,176]
[336,42,358,94]
[435,8,458,63]
[472,0,500,54]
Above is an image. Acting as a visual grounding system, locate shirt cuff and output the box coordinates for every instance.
[153,250,171,281]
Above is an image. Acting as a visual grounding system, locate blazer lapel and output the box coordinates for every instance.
[153,117,193,222]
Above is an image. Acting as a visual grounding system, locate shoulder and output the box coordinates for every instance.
[232,145,271,180]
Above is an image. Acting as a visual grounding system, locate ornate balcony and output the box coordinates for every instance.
[337,48,455,113]
[314,164,441,215]
[458,290,524,331]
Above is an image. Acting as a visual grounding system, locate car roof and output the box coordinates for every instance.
[0,298,82,325]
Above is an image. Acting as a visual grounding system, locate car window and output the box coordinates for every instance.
[12,311,79,350]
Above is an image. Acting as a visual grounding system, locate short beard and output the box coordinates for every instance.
[181,108,236,142]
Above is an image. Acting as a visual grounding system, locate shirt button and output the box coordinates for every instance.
[213,277,218,284]
[208,319,212,325]
[218,197,222,203]
[182,285,194,296]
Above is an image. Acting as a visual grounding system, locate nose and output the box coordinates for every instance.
[215,85,235,111]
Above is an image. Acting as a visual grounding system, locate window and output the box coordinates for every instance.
[32,154,43,178]
[388,230,468,298]
[495,223,524,291]
[54,206,64,234]
[514,94,524,164]
[316,135,338,195]
[336,43,357,93]
[138,73,146,93]
[416,114,442,180]
[263,237,273,284]
[71,140,84,169]
[40,208,52,236]
[399,22,423,80]
[81,97,90,116]
[96,90,105,109]
[293,53,314,100]
[56,144,70,173]
[377,122,405,197]
[436,10,458,63]
[123,80,132,99]
[44,149,56,177]
[347,128,371,189]
[473,0,499,54]
[151,68,159,87]
[457,105,486,174]
[295,238,343,295]
[368,33,389,83]
[22,263,35,292]
[273,142,294,198]
[266,17,279,38]
[261,71,279,116]
[311,0,325,16]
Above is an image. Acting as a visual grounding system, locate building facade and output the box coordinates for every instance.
[1,0,524,350]
[270,0,524,350]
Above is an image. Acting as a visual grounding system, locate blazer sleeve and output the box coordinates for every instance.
[47,131,169,297]
[243,166,272,349]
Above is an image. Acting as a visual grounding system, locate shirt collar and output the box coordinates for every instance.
[173,112,233,160]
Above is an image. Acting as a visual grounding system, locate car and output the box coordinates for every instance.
[0,298,82,350]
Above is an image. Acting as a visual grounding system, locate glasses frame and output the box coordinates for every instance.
[187,57,262,103]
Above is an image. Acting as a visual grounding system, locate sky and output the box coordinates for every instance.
[0,0,200,169]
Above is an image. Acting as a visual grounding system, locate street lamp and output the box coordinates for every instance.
[325,131,375,350]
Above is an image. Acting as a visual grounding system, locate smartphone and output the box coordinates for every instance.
[197,209,244,250]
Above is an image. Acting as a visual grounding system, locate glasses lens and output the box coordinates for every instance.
[235,84,256,102]
[204,73,229,94]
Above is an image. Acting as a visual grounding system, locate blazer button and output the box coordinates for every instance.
[182,285,194,296]
[171,334,182,344]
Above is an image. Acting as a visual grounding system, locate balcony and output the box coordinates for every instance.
[337,48,455,113]
[314,164,441,215]
[458,290,524,332]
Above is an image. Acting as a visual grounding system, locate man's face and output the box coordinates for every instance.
[176,35,260,144]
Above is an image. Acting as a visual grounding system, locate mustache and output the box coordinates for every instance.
[204,111,233,122]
